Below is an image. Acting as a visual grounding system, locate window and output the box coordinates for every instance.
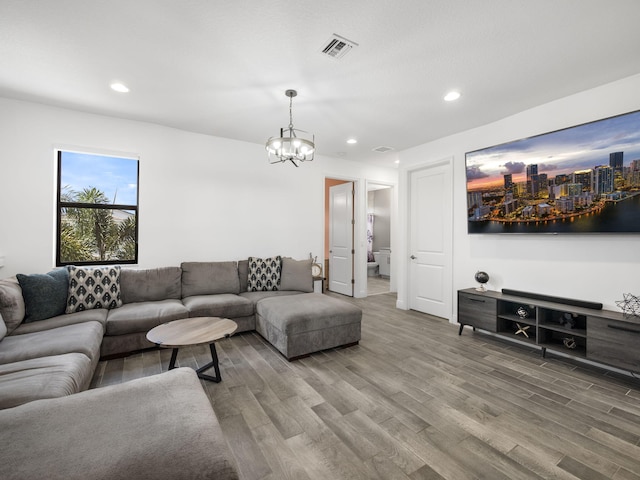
[56,150,139,266]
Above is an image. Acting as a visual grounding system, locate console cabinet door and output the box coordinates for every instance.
[588,317,640,372]
[458,292,497,332]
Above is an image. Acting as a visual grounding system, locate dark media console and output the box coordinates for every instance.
[458,288,640,375]
[500,288,603,311]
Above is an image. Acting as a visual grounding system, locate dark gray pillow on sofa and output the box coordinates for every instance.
[16,268,69,322]
[280,258,313,293]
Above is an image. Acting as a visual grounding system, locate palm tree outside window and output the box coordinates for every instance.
[56,150,139,266]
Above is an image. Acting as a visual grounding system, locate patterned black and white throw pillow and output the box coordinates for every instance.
[66,265,123,313]
[247,256,281,291]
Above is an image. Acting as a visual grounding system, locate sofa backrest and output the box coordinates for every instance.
[237,257,313,293]
[120,267,182,304]
[0,277,25,335]
[181,262,240,298]
[0,312,6,341]
[237,260,249,293]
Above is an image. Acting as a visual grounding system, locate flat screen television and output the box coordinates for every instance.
[465,109,640,234]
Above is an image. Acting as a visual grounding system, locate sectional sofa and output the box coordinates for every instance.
[0,258,301,407]
[0,256,363,479]
[0,367,240,480]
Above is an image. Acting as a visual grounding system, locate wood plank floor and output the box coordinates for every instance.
[367,276,390,296]
[92,293,640,480]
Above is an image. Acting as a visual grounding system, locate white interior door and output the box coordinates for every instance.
[329,182,354,296]
[408,162,452,319]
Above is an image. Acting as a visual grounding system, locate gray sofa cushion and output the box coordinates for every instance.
[0,321,103,366]
[11,309,108,336]
[0,353,92,410]
[239,290,304,305]
[238,259,249,292]
[182,294,254,319]
[16,268,69,322]
[256,293,362,335]
[0,368,239,480]
[0,314,6,341]
[120,267,182,303]
[181,262,240,297]
[0,278,24,335]
[105,300,189,336]
[280,258,313,292]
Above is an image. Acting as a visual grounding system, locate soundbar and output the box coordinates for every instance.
[501,288,603,310]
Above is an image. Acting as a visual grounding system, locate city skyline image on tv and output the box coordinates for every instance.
[465,109,640,234]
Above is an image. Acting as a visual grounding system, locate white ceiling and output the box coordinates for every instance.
[2,0,640,167]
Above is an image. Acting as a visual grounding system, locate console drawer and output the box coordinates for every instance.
[587,317,640,372]
[458,292,497,332]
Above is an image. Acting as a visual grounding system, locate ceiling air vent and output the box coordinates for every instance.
[320,34,358,60]
[372,146,395,153]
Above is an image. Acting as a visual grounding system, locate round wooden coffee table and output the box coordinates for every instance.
[146,317,237,382]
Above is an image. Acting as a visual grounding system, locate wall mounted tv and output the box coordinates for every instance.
[465,109,640,234]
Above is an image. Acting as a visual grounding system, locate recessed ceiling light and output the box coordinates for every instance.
[110,82,130,93]
[394,160,400,164]
[347,138,357,144]
[444,91,461,102]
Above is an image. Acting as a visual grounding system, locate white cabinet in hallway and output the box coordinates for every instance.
[377,248,391,277]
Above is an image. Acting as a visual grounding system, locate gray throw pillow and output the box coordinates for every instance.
[280,258,313,292]
[16,268,69,322]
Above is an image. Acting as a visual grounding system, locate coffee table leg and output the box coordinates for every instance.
[196,343,222,383]
[169,348,179,370]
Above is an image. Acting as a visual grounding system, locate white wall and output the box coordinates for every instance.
[0,98,397,279]
[398,73,640,314]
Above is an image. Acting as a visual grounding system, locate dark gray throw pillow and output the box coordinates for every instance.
[16,268,69,322]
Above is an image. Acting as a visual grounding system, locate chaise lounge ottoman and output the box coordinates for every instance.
[0,368,239,480]
[255,293,362,360]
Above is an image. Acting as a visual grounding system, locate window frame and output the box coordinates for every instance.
[55,149,140,267]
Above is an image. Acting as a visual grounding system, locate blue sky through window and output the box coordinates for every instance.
[60,151,138,205]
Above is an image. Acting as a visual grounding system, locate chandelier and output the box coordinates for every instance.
[265,89,315,166]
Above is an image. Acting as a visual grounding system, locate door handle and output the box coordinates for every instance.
[410,255,416,259]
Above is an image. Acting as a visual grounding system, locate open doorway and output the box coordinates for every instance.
[324,178,353,296]
[366,183,392,296]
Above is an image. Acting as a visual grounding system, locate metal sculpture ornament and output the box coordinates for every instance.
[616,293,640,318]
